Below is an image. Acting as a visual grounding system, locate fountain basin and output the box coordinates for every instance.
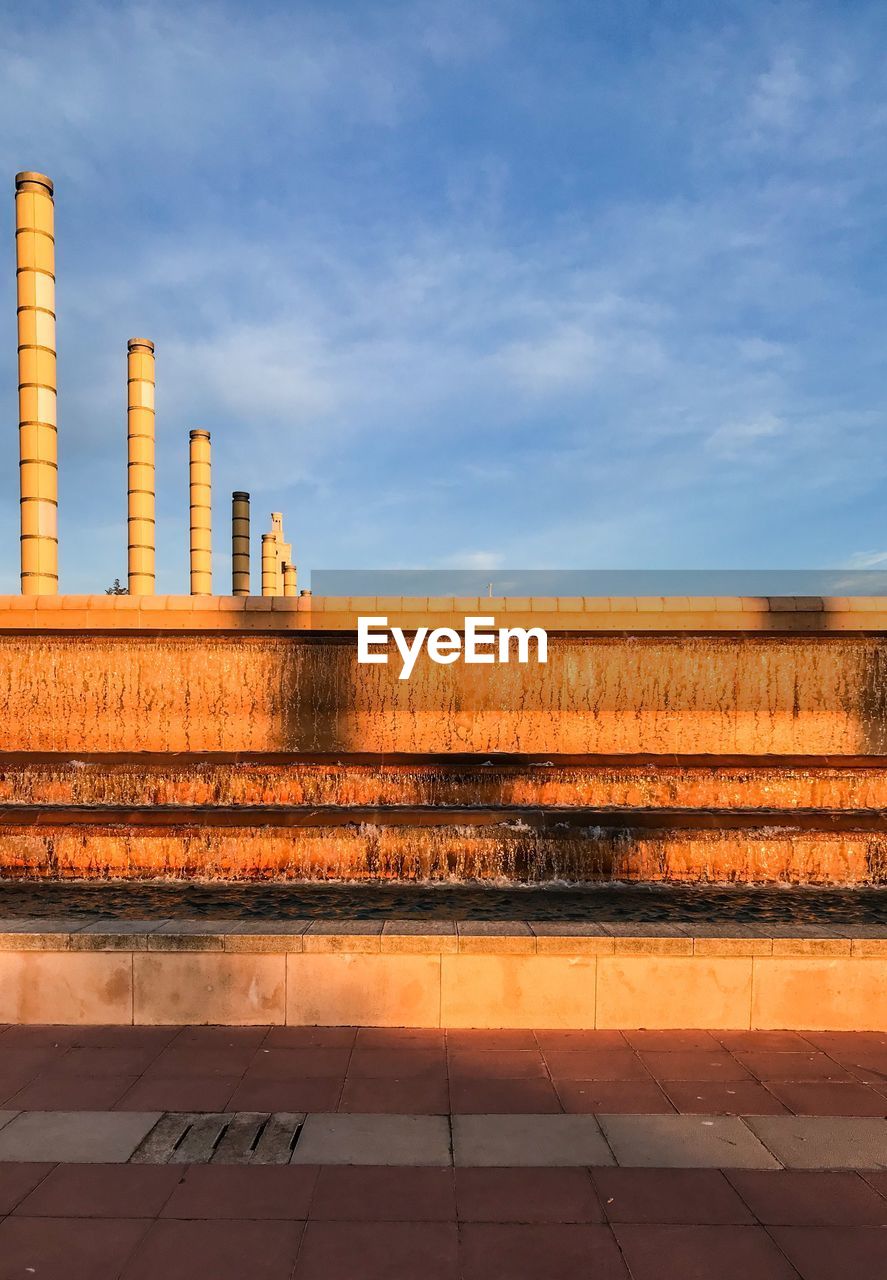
[1,596,885,886]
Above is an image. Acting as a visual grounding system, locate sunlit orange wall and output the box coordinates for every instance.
[0,628,885,756]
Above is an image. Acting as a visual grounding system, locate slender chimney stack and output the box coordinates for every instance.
[283,562,297,596]
[127,339,155,594]
[15,172,57,594]
[189,429,212,594]
[261,533,276,596]
[231,491,250,596]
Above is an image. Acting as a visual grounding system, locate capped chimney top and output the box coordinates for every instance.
[128,337,154,353]
[15,171,53,196]
[233,491,250,500]
[190,429,211,440]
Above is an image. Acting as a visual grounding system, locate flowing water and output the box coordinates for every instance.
[0,879,883,924]
[1,631,886,887]
[2,757,886,809]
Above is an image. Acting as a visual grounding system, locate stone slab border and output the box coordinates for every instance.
[0,1110,884,1170]
[2,592,887,632]
[0,920,883,1028]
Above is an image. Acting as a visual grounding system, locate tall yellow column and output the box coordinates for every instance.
[189,429,212,595]
[270,512,290,595]
[261,533,276,596]
[16,172,57,594]
[127,339,155,594]
[232,491,250,596]
[283,562,297,596]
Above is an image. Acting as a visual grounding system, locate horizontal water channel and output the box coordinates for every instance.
[0,880,883,925]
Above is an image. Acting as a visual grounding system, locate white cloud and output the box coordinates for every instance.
[1,1,887,591]
[705,413,784,461]
[440,550,504,571]
[748,51,809,136]
[846,550,887,569]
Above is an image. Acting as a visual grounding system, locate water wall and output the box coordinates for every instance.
[2,631,887,755]
[0,595,885,884]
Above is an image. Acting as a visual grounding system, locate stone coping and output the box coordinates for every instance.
[0,917,883,956]
[1,926,883,1027]
[1,593,887,632]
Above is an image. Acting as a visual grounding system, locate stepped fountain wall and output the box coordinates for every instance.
[0,595,885,884]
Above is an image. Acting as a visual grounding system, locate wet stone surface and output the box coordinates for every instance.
[0,881,884,925]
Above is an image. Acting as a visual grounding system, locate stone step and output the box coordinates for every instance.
[2,752,886,813]
[0,804,885,829]
[0,806,883,881]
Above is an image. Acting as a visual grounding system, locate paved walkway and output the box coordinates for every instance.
[1,1025,885,1115]
[0,1160,885,1277]
[0,1026,884,1277]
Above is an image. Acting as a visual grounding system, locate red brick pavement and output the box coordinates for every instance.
[0,1025,885,1280]
[1,1025,884,1117]
[0,1162,884,1277]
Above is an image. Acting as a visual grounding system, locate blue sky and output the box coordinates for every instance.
[2,0,887,592]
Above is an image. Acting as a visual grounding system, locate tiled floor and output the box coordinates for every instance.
[0,1163,884,1277]
[0,1028,885,1276]
[1,1024,885,1115]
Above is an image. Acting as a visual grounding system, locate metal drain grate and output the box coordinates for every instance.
[131,1112,306,1165]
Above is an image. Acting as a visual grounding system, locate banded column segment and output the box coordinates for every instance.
[189,429,212,595]
[16,171,57,594]
[261,533,276,596]
[283,562,297,596]
[127,339,155,594]
[232,491,250,596]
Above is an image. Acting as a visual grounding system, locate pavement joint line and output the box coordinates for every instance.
[743,1114,887,1171]
[595,1107,619,1168]
[596,1113,781,1170]
[0,1110,19,1135]
[0,1111,882,1168]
